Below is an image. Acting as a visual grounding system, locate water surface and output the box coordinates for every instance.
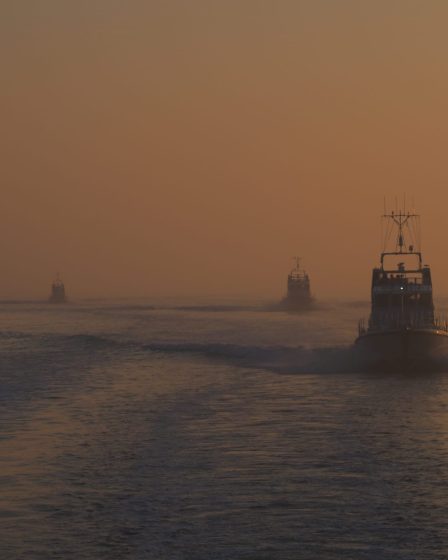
[1,298,448,559]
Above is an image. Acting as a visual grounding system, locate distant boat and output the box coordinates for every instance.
[49,274,67,304]
[280,257,314,311]
[355,206,448,369]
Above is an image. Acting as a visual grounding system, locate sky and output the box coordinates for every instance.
[2,1,448,299]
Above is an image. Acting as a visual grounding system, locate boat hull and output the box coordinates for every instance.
[355,328,448,371]
[282,297,314,311]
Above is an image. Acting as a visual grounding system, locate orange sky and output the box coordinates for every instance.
[2,1,448,299]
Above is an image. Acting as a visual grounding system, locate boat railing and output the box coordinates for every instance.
[358,318,367,335]
[288,272,309,282]
[376,274,424,284]
[373,283,432,294]
[361,311,448,333]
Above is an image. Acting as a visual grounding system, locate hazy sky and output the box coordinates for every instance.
[2,1,448,299]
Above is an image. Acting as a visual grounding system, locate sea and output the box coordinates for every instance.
[2,297,448,560]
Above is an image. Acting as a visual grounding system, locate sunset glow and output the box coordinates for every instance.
[2,1,448,298]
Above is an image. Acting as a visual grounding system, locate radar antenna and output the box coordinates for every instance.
[381,201,422,269]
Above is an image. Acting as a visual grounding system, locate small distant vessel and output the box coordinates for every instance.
[49,274,67,304]
[355,206,448,369]
[280,257,314,310]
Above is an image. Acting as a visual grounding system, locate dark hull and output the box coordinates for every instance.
[49,293,67,304]
[355,328,448,371]
[279,296,314,312]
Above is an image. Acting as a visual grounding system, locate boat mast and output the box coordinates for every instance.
[380,209,422,269]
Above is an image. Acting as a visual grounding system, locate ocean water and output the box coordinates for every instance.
[2,297,448,560]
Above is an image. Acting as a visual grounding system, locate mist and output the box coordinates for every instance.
[2,1,448,299]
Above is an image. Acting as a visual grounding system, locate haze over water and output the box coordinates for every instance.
[2,1,448,299]
[3,2,448,559]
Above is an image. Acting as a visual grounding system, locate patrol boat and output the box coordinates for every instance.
[49,274,67,303]
[355,208,448,369]
[281,257,314,310]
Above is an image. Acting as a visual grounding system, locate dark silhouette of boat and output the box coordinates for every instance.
[280,257,314,311]
[49,274,67,303]
[355,206,448,369]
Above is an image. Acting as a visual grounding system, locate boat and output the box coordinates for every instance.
[49,274,67,303]
[280,257,314,310]
[355,207,448,370]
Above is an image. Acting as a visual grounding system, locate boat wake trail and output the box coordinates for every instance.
[32,334,360,374]
[9,333,448,374]
[145,341,448,373]
[142,341,361,374]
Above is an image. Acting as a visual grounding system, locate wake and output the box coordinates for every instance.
[142,341,361,374]
[5,332,448,374]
